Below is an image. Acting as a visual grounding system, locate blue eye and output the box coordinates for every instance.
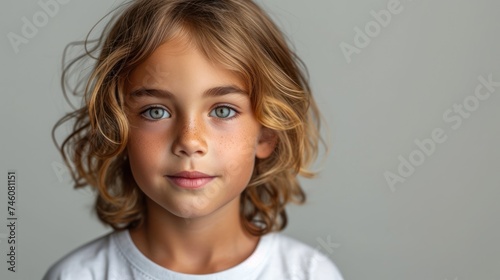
[142,106,171,120]
[210,106,237,119]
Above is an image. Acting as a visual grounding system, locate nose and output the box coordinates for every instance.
[171,115,208,157]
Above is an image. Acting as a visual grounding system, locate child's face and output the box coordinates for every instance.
[124,38,276,219]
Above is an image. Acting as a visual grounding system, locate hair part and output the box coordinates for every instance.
[53,0,327,236]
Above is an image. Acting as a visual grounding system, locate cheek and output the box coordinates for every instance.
[128,125,169,156]
[217,132,258,186]
[127,128,167,182]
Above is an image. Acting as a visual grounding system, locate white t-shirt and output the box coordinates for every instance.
[42,229,344,280]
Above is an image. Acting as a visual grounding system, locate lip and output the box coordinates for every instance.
[168,171,213,178]
[166,171,215,189]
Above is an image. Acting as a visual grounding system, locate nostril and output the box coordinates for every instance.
[171,125,208,157]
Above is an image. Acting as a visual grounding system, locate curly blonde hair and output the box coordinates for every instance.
[53,0,327,236]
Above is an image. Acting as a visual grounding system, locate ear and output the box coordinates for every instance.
[256,127,278,159]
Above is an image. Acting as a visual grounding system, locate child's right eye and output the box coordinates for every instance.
[141,106,171,121]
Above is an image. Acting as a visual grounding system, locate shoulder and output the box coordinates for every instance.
[267,233,344,280]
[42,230,120,280]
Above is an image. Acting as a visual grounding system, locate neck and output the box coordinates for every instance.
[129,196,260,274]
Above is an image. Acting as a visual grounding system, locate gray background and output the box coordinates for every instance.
[1,0,499,279]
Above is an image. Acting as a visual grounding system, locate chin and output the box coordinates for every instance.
[164,199,219,220]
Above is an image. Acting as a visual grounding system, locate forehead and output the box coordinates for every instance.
[125,36,247,99]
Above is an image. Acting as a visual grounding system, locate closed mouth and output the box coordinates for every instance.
[166,176,215,189]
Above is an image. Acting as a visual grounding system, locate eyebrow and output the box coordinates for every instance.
[128,85,247,102]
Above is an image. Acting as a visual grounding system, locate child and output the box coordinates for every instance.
[44,0,344,279]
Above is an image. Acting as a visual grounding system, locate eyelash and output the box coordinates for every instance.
[139,104,240,122]
[213,105,240,120]
[140,106,169,122]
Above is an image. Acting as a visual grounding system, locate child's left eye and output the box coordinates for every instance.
[210,106,238,119]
